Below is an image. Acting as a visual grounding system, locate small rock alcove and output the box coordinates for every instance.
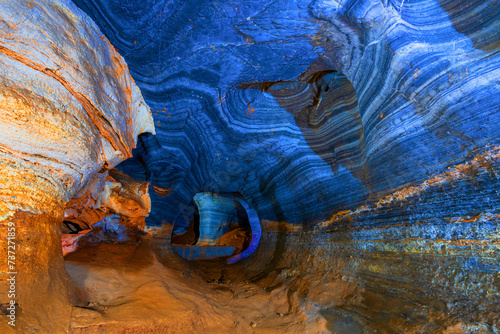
[171,192,260,264]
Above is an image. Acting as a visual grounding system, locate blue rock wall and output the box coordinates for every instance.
[71,0,500,227]
[193,192,236,245]
[68,0,500,330]
[231,148,500,331]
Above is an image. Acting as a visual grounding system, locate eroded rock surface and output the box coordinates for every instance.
[74,0,500,225]
[71,0,500,331]
[0,0,154,332]
[64,169,151,233]
[0,0,499,332]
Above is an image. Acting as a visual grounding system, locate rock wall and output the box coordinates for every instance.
[0,0,498,331]
[73,0,500,224]
[0,0,154,332]
[70,0,500,331]
[226,147,500,332]
[63,169,151,233]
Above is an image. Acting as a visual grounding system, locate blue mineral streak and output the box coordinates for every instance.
[66,0,500,327]
[70,0,500,233]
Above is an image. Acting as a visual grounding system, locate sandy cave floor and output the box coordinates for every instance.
[64,237,323,334]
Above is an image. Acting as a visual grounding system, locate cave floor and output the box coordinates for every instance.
[64,237,317,334]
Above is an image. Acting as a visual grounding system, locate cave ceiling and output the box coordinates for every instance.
[71,0,500,227]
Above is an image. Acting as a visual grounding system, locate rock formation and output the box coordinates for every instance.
[71,0,500,331]
[0,0,154,332]
[1,0,499,332]
[193,192,237,246]
[171,192,260,262]
[64,170,150,228]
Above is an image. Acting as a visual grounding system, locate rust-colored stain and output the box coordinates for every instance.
[320,145,500,228]
[247,103,255,114]
[328,210,352,224]
[152,185,172,196]
[449,213,500,224]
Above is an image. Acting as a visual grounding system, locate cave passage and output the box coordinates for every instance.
[1,0,500,333]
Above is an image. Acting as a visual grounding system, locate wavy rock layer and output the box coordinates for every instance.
[74,0,500,225]
[0,0,154,332]
[226,147,500,332]
[70,0,500,331]
[0,0,154,219]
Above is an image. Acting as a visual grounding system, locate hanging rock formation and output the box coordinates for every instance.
[0,0,154,332]
[62,169,151,233]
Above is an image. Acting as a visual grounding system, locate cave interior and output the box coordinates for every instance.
[0,0,500,333]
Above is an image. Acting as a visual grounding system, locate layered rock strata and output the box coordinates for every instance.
[0,0,154,332]
[74,0,500,225]
[72,0,500,330]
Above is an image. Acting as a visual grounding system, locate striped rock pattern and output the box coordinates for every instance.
[193,192,236,245]
[70,0,500,331]
[73,0,500,226]
[0,0,154,331]
[0,0,155,218]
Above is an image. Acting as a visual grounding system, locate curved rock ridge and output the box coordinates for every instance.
[226,197,262,264]
[241,71,366,178]
[0,0,155,218]
[73,0,500,226]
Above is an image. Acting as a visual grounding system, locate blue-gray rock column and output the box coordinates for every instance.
[193,192,236,246]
